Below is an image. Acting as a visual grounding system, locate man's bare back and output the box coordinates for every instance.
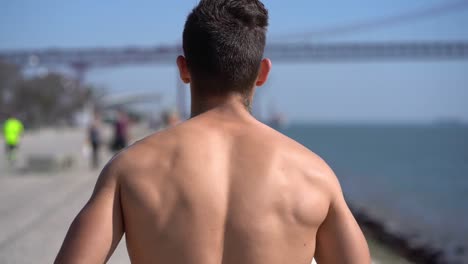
[55,1,369,262]
[55,103,370,264]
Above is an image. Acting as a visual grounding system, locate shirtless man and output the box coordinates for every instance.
[55,0,371,263]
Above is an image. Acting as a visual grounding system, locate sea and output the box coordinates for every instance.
[279,123,468,263]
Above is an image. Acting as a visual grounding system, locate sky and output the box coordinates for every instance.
[1,0,468,122]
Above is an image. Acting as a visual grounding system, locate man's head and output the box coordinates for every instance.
[178,0,271,99]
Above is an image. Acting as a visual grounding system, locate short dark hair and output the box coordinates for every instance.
[183,0,268,95]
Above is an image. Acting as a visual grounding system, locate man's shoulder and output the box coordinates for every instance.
[103,131,167,178]
[265,126,339,198]
[105,130,175,178]
[260,124,321,161]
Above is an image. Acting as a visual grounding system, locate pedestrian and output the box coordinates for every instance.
[3,114,24,165]
[88,112,102,169]
[111,110,129,153]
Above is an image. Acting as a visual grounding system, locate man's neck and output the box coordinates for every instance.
[190,93,253,118]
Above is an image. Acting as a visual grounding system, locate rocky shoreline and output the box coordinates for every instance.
[351,206,466,264]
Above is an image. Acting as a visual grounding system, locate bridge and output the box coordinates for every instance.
[2,0,468,72]
[1,42,468,69]
[2,41,467,118]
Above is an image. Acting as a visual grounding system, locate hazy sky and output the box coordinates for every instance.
[1,0,468,122]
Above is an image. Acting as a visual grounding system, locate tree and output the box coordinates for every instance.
[0,61,96,127]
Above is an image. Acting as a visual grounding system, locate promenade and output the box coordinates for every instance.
[0,127,408,264]
[0,128,129,263]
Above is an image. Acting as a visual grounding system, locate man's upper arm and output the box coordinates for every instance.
[314,167,371,264]
[55,158,125,264]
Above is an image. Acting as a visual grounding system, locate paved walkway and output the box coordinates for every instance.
[0,128,129,263]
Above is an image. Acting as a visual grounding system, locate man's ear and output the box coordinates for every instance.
[177,56,191,84]
[255,58,272,87]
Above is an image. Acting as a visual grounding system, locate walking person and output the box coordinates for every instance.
[3,114,24,166]
[111,110,129,153]
[88,113,102,169]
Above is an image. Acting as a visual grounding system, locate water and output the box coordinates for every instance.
[280,123,468,261]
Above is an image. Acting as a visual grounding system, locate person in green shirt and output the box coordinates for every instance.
[3,115,24,163]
